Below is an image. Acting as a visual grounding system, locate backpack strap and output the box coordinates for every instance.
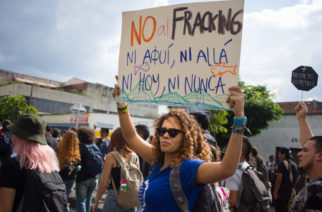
[169,164,190,212]
[129,152,138,165]
[110,176,119,198]
[110,151,123,197]
[110,151,126,167]
[237,163,250,208]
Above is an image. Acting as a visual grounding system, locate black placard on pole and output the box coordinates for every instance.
[291,66,318,91]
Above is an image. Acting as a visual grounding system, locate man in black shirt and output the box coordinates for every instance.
[45,125,58,151]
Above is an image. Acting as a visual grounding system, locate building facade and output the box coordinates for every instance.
[0,69,158,130]
[250,101,322,162]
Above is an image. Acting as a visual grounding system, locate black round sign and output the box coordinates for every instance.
[291,66,318,91]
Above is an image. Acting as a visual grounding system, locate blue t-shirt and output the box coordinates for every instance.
[137,159,205,212]
[96,138,110,156]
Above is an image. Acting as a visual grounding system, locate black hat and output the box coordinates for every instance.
[7,114,47,145]
[185,107,211,130]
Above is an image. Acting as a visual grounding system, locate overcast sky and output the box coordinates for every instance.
[0,0,321,103]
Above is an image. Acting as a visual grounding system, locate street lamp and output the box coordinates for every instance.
[70,102,86,128]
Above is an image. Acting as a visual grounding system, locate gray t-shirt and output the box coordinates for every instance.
[226,161,248,191]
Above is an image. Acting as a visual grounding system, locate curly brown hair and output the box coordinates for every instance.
[57,130,81,169]
[151,109,210,167]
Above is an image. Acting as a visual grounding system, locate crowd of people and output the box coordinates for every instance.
[0,81,321,212]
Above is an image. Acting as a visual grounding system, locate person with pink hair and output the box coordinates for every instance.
[0,114,63,211]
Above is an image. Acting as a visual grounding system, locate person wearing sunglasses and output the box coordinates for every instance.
[112,76,245,212]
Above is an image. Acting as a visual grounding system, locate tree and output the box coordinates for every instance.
[0,96,38,122]
[210,81,284,148]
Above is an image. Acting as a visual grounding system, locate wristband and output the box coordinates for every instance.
[231,116,251,137]
[117,105,128,114]
[233,116,247,127]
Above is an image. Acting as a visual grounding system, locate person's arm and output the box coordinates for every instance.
[0,187,16,212]
[228,190,238,208]
[113,76,153,164]
[273,173,282,200]
[226,172,241,208]
[195,86,244,184]
[295,102,313,147]
[92,153,114,212]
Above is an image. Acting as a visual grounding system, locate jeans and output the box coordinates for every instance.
[103,189,136,212]
[64,179,75,200]
[64,179,75,212]
[76,177,98,212]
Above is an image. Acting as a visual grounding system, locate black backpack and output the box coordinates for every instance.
[169,163,223,212]
[22,169,67,212]
[0,132,13,161]
[234,164,270,212]
[80,143,104,177]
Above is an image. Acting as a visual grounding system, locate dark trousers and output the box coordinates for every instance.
[275,196,290,212]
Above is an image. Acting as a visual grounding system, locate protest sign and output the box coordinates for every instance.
[118,0,244,109]
[291,66,318,91]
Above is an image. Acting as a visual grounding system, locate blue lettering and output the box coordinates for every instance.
[122,74,132,92]
[142,50,152,64]
[139,72,145,92]
[168,75,179,92]
[185,75,193,94]
[219,49,228,64]
[197,50,207,64]
[215,76,226,94]
[208,75,216,91]
[145,75,152,91]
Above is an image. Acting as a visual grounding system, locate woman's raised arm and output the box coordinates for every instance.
[113,76,153,164]
[195,86,244,184]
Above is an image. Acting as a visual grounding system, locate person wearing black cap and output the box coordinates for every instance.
[0,114,64,211]
[186,108,218,148]
[274,147,298,212]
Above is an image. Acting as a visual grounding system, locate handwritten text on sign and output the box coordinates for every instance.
[118,0,244,110]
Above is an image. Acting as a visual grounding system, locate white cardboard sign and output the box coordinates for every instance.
[118,0,244,110]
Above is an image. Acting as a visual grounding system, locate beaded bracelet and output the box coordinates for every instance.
[117,105,128,114]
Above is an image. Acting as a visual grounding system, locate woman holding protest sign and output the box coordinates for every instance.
[112,75,246,212]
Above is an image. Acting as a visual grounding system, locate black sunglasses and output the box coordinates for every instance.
[156,127,183,138]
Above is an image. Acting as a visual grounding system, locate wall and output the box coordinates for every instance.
[41,112,155,134]
[0,69,61,86]
[0,83,159,118]
[0,84,92,109]
[250,114,322,162]
[0,70,159,118]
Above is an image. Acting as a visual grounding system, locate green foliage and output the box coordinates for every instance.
[208,109,229,148]
[7,81,23,85]
[0,96,38,122]
[71,88,79,94]
[211,81,284,149]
